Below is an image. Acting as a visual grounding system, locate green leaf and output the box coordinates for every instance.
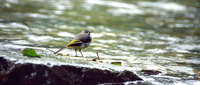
[111,62,121,66]
[23,48,41,58]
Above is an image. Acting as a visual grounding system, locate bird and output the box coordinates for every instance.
[54,29,92,57]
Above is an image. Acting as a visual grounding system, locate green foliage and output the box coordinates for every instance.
[23,48,41,58]
[111,62,121,66]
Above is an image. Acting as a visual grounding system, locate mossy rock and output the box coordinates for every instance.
[23,48,41,58]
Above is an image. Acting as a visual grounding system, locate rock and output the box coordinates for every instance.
[140,70,162,76]
[0,57,143,85]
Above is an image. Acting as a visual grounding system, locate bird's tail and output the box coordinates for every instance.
[54,47,66,54]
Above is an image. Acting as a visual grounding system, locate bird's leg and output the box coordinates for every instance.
[79,49,84,57]
[75,49,78,57]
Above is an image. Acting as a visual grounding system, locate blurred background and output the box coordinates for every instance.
[0,0,200,84]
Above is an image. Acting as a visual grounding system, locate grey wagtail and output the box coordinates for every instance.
[54,29,92,57]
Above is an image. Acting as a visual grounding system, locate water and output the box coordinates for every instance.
[0,0,200,84]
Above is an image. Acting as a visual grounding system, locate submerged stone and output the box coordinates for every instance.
[140,70,162,76]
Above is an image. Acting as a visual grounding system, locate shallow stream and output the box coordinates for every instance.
[0,0,200,85]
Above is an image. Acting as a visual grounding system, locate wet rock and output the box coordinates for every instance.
[0,57,13,72]
[140,70,162,76]
[0,57,143,85]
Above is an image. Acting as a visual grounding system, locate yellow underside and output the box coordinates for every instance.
[67,46,84,49]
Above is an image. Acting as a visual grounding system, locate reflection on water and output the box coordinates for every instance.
[0,0,200,84]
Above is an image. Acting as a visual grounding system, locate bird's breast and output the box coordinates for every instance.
[81,42,91,48]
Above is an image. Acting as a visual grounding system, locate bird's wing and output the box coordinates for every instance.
[67,39,82,46]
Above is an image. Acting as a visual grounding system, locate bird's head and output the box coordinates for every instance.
[82,29,93,34]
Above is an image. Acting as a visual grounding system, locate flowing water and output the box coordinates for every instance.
[0,0,200,85]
